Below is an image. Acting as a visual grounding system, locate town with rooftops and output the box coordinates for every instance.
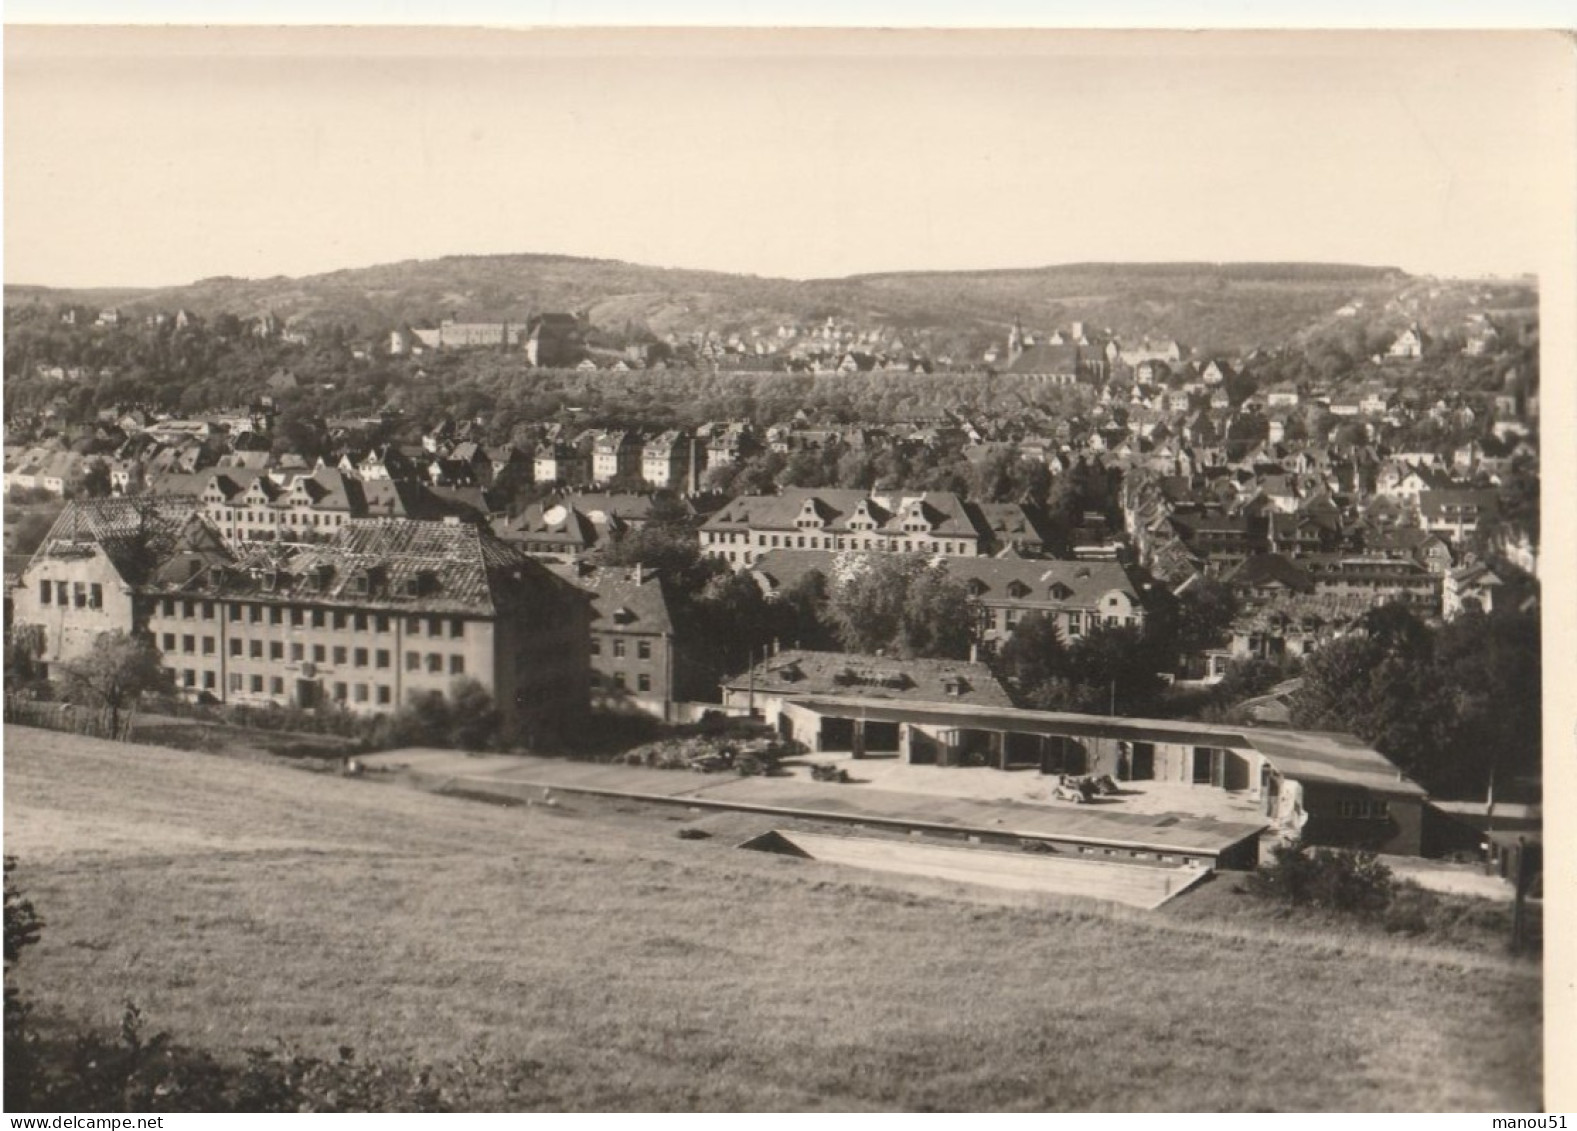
[5,19,1565,1114]
[3,261,1541,896]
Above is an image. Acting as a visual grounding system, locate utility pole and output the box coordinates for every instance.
[1484,761,1497,848]
[1510,836,1533,955]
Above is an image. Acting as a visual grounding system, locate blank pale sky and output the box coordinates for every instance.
[4,27,1572,286]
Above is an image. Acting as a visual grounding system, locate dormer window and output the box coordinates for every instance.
[1048,582,1074,601]
[773,661,804,683]
[402,569,437,598]
[1007,580,1031,599]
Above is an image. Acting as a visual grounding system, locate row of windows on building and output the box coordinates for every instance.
[589,636,654,660]
[704,530,974,555]
[38,580,104,608]
[156,632,467,675]
[208,506,348,529]
[177,666,403,706]
[593,671,653,692]
[1335,798,1392,820]
[994,608,1135,634]
[154,597,468,638]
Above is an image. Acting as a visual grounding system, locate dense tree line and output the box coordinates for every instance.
[1290,603,1540,799]
[4,308,1099,437]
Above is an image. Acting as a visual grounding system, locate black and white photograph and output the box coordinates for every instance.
[1,12,1571,1115]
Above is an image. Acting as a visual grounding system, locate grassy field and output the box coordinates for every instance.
[2,725,1542,1111]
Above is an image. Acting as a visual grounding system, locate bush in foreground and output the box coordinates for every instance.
[1247,840,1395,913]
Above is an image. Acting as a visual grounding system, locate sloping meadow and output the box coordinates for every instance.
[3,725,1541,1112]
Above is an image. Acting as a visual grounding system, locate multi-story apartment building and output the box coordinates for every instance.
[12,500,591,744]
[591,431,643,485]
[699,423,758,472]
[700,489,1002,567]
[1298,555,1442,612]
[641,431,692,490]
[1417,488,1500,544]
[532,443,591,487]
[551,563,677,719]
[159,467,475,545]
[747,548,1150,650]
[946,557,1151,646]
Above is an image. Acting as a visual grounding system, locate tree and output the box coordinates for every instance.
[779,568,839,651]
[4,629,46,694]
[826,553,976,659]
[7,511,60,558]
[271,404,330,463]
[1290,603,1539,798]
[994,611,1070,698]
[997,616,1167,715]
[57,631,171,735]
[5,856,44,1110]
[601,521,716,598]
[684,569,793,685]
[1063,624,1168,715]
[1211,655,1299,707]
[1172,579,1239,657]
[80,458,112,499]
[448,679,501,750]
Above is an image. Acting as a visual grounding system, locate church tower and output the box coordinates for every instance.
[1008,317,1025,365]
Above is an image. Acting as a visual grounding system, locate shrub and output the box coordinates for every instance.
[447,679,501,751]
[365,682,501,752]
[12,1002,454,1112]
[5,858,44,1109]
[1247,840,1395,914]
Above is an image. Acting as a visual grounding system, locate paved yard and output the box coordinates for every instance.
[787,751,1271,823]
[364,750,1265,860]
